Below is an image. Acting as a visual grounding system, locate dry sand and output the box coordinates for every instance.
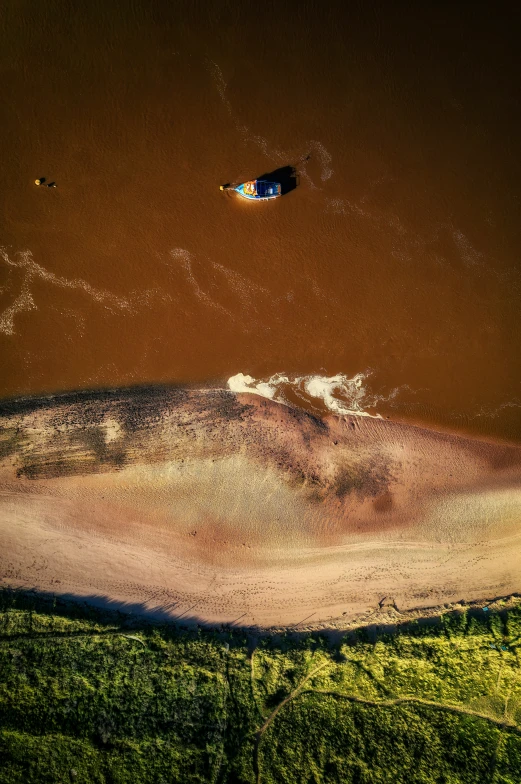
[1,387,521,628]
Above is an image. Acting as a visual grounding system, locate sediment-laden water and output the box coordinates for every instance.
[1,1,520,441]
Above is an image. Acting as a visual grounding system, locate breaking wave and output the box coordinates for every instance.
[227,371,403,418]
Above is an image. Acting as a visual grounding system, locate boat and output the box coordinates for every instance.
[234,180,282,201]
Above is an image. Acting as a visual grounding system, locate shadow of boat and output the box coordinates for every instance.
[257,165,298,196]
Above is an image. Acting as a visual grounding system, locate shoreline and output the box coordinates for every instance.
[1,380,519,449]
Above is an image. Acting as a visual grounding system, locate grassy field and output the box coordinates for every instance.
[1,591,521,783]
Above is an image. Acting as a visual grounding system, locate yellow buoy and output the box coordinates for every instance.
[34,179,42,186]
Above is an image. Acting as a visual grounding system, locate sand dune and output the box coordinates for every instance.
[1,387,520,627]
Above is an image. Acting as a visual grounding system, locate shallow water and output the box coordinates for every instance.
[1,0,520,441]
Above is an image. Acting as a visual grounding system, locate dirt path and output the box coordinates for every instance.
[304,690,521,735]
[254,660,329,784]
[254,681,521,782]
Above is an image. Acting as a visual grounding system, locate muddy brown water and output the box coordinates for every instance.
[1,1,520,441]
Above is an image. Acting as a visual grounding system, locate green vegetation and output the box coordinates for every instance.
[1,592,521,783]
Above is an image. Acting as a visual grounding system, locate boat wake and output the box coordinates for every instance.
[207,59,333,188]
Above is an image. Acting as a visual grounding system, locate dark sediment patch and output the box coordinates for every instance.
[373,491,394,513]
[2,386,256,481]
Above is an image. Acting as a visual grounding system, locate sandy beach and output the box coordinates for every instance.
[1,387,520,628]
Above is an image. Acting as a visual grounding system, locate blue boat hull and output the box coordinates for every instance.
[235,180,281,200]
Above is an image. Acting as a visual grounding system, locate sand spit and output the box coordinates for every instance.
[0,387,520,628]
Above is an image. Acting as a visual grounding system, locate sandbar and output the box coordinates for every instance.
[1,387,520,628]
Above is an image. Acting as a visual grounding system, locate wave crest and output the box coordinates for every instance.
[227,371,391,417]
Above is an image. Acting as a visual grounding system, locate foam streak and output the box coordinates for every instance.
[227,371,393,417]
[0,247,133,336]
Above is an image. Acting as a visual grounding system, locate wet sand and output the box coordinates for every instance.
[1,388,520,627]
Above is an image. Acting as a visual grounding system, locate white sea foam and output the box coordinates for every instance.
[227,371,393,417]
[1,248,131,311]
[309,140,333,182]
[169,248,231,317]
[207,59,333,186]
[325,198,347,215]
[302,373,372,416]
[0,247,134,336]
[208,59,286,163]
[212,261,269,308]
[297,141,334,190]
[227,373,283,400]
[471,399,521,420]
[0,276,37,335]
[209,61,229,106]
[452,229,483,268]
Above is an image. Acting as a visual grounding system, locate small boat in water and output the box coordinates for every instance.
[236,180,281,200]
[221,179,281,201]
